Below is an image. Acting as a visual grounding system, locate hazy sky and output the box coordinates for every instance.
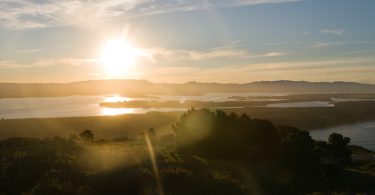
[0,0,375,83]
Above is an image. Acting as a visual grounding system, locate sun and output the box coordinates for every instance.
[100,38,138,76]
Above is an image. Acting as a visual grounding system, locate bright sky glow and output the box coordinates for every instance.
[101,38,137,76]
[0,0,374,83]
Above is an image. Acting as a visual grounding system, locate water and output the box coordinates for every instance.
[310,121,375,151]
[331,98,375,102]
[0,92,285,119]
[0,95,189,119]
[265,101,334,108]
[1,94,374,151]
[108,92,287,103]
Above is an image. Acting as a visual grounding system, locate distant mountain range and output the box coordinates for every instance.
[1,80,375,98]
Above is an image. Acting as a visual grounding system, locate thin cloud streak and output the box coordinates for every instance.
[0,58,96,69]
[0,0,303,29]
[141,58,375,83]
[17,48,45,54]
[311,42,338,49]
[319,28,345,35]
[2,55,375,83]
[0,46,285,69]
[148,48,286,62]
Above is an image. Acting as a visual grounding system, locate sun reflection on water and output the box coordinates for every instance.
[101,107,137,116]
[104,95,131,103]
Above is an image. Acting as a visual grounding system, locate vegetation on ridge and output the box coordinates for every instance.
[0,109,374,194]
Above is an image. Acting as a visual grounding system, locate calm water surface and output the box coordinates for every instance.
[0,93,286,119]
[1,94,374,150]
[310,122,375,151]
[266,101,334,108]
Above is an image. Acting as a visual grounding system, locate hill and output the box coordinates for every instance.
[0,109,374,194]
[1,80,375,98]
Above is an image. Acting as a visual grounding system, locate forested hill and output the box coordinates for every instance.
[1,109,374,194]
[1,80,375,97]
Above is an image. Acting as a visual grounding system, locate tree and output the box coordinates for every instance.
[277,126,316,168]
[328,133,351,166]
[316,133,352,186]
[172,108,279,160]
[328,133,350,146]
[79,130,94,142]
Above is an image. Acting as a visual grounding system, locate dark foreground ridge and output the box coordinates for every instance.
[0,109,374,194]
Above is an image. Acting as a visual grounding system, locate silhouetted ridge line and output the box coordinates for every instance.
[1,80,375,98]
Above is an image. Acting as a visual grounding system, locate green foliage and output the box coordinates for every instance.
[277,126,317,168]
[0,137,83,195]
[173,108,280,161]
[79,130,94,142]
[173,108,215,145]
[0,109,373,195]
[328,133,352,166]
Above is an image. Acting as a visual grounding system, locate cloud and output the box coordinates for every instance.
[17,48,44,54]
[140,57,375,83]
[303,31,310,35]
[0,58,96,69]
[239,58,375,72]
[261,52,285,57]
[0,0,302,29]
[0,60,18,69]
[150,48,249,61]
[229,0,301,6]
[311,42,338,49]
[2,55,375,83]
[148,47,286,62]
[319,28,344,35]
[1,45,285,70]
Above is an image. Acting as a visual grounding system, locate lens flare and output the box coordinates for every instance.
[145,133,164,195]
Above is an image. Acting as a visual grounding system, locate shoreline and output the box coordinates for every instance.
[1,108,375,139]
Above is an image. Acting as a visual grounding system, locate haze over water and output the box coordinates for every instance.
[0,93,285,119]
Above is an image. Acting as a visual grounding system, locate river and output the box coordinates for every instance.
[0,93,285,119]
[310,121,375,151]
[1,94,374,151]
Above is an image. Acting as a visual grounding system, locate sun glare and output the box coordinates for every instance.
[100,38,138,76]
[101,107,136,116]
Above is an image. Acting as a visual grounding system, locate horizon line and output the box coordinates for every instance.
[0,79,374,85]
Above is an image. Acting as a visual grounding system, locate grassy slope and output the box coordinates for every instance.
[0,102,375,139]
[1,101,375,139]
[1,108,374,194]
[0,112,181,139]
[225,101,375,130]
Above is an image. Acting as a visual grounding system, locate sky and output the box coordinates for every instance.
[0,0,375,83]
